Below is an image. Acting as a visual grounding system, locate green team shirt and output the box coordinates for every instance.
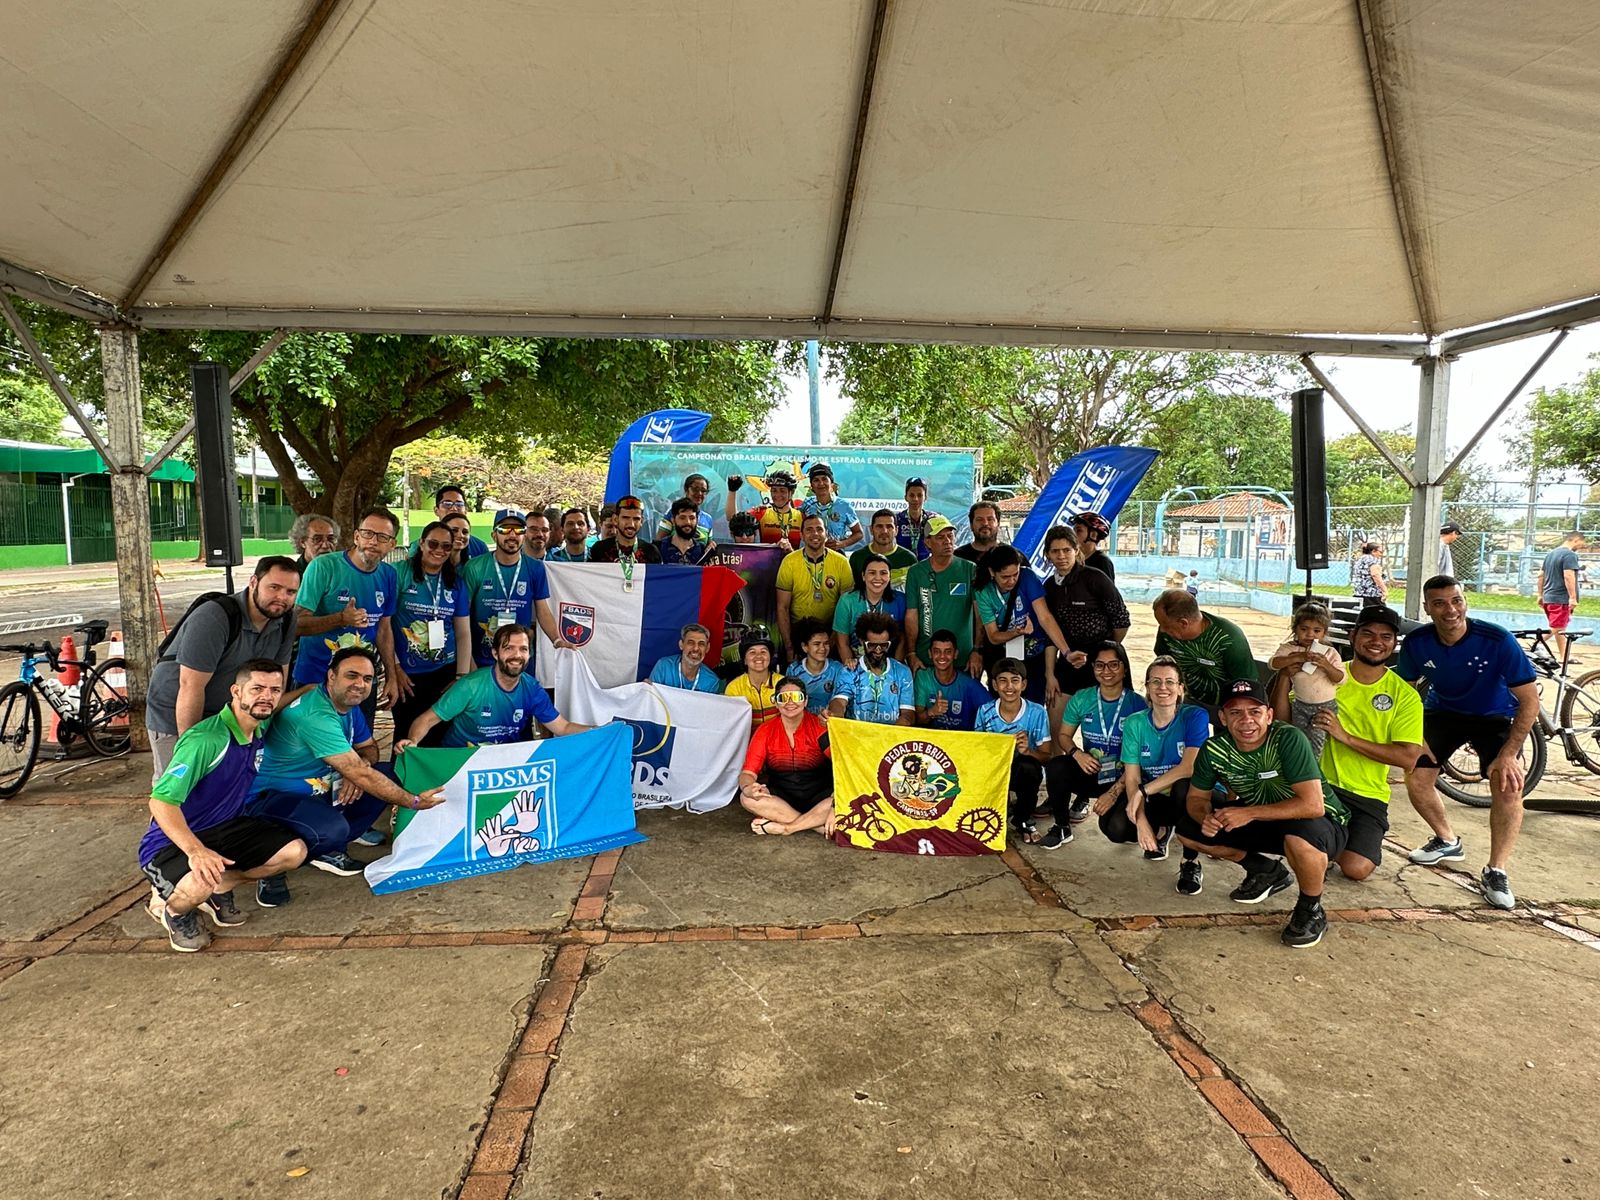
[1320,669,1423,804]
[905,555,978,660]
[850,544,918,591]
[1153,612,1258,708]
[1191,722,1348,826]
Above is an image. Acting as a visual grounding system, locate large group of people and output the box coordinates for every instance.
[142,474,1568,955]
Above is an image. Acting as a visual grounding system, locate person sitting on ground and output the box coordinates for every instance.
[1395,576,1539,909]
[1312,605,1423,883]
[548,507,591,562]
[387,521,474,766]
[726,630,780,729]
[976,544,1071,704]
[1071,511,1116,581]
[1150,588,1258,720]
[432,484,488,558]
[247,647,445,906]
[739,676,835,837]
[787,617,846,715]
[974,659,1054,843]
[589,495,664,565]
[828,613,915,726]
[288,513,338,572]
[653,473,715,543]
[726,468,804,548]
[146,555,302,779]
[656,497,717,565]
[915,629,991,732]
[775,514,853,652]
[1177,678,1350,950]
[1268,600,1344,757]
[1040,641,1147,850]
[850,508,919,590]
[398,624,589,750]
[832,553,907,668]
[896,477,943,561]
[140,660,311,952]
[647,623,725,694]
[800,461,864,552]
[1115,656,1209,888]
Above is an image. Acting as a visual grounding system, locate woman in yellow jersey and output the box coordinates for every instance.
[726,631,780,729]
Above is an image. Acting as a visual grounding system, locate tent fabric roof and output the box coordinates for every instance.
[5,0,1600,351]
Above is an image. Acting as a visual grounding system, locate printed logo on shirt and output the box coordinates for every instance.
[1422,659,1437,669]
[165,762,189,779]
[559,602,596,647]
[513,708,525,724]
[517,581,528,596]
[1258,770,1279,779]
[1372,694,1394,711]
[950,583,967,596]
[375,591,385,606]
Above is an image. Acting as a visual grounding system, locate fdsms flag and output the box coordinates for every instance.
[368,726,644,895]
[829,718,1013,855]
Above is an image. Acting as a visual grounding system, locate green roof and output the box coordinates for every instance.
[0,440,195,482]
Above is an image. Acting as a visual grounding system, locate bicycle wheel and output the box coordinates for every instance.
[1435,732,1546,807]
[1557,668,1600,775]
[0,682,42,799]
[80,657,131,756]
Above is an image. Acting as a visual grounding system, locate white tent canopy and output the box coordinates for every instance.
[6,0,1600,353]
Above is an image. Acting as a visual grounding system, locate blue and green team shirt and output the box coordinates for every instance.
[140,707,265,866]
[392,568,471,675]
[647,654,725,694]
[802,496,861,545]
[1119,704,1211,785]
[1060,686,1149,782]
[1394,618,1535,720]
[1190,722,1348,825]
[975,572,1048,660]
[461,553,551,666]
[913,668,990,731]
[251,686,371,800]
[432,667,558,747]
[787,658,847,715]
[835,659,915,723]
[292,551,398,685]
[974,698,1052,750]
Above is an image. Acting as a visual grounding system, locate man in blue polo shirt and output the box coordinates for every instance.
[827,613,915,725]
[140,659,309,952]
[647,623,725,694]
[460,509,574,667]
[1396,575,1539,909]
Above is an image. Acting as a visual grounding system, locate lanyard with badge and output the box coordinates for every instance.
[422,571,448,650]
[490,557,524,629]
[619,548,637,592]
[805,553,828,602]
[1094,693,1127,775]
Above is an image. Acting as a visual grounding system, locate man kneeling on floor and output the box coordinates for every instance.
[245,646,444,906]
[1178,678,1351,949]
[140,659,308,952]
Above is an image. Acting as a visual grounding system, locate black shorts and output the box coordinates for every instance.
[766,767,834,812]
[1331,787,1389,866]
[141,816,302,898]
[1416,711,1513,771]
[1177,808,1348,859]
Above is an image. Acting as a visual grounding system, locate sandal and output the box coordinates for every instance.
[1018,819,1040,844]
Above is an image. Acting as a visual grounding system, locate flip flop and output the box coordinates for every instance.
[752,818,776,836]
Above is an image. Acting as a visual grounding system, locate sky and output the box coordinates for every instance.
[767,325,1600,499]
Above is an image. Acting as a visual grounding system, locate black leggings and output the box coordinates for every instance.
[1008,755,1045,827]
[1099,780,1190,844]
[389,666,455,757]
[1043,754,1116,828]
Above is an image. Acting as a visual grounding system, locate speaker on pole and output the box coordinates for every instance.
[1290,387,1330,573]
[191,362,242,572]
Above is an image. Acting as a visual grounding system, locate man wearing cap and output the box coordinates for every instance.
[590,495,664,565]
[653,473,716,543]
[775,514,853,652]
[657,498,717,565]
[850,508,919,591]
[1437,521,1462,579]
[461,510,573,667]
[895,477,943,561]
[801,462,864,552]
[727,469,804,548]
[1310,606,1424,882]
[904,515,983,677]
[1178,677,1350,949]
[1538,529,1585,661]
[1151,589,1259,720]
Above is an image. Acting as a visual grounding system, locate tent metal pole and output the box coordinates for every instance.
[144,329,287,473]
[0,291,118,466]
[821,0,890,322]
[1300,355,1417,488]
[1437,328,1568,485]
[1405,356,1451,619]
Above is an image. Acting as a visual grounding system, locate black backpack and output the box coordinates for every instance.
[156,592,292,663]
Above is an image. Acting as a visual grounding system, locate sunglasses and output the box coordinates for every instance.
[494,524,524,534]
[775,690,806,703]
[421,539,453,552]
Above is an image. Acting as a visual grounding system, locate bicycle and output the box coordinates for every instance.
[0,618,131,799]
[1435,628,1600,813]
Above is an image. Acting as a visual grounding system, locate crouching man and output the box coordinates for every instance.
[1177,678,1351,949]
[140,659,309,952]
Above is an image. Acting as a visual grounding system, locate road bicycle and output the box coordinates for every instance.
[0,618,130,799]
[1436,628,1600,812]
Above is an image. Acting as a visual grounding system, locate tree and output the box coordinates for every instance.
[0,370,74,443]
[1519,362,1600,484]
[1132,391,1294,501]
[391,436,608,513]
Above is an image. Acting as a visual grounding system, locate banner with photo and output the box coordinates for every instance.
[369,726,644,895]
[699,542,785,663]
[828,718,1012,856]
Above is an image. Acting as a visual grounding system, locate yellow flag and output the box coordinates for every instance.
[829,718,1012,854]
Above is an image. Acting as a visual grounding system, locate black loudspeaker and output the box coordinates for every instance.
[192,362,243,569]
[1290,387,1331,571]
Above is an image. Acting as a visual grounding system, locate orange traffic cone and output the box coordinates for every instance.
[57,635,80,686]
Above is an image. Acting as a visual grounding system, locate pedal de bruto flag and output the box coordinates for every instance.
[1012,446,1159,576]
[538,563,745,688]
[368,725,643,895]
[604,408,713,503]
[544,648,751,813]
[828,718,1012,855]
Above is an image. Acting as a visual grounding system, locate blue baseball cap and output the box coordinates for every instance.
[493,509,526,528]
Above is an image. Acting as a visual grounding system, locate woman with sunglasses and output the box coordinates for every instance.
[1113,656,1209,890]
[738,675,834,836]
[1039,641,1146,850]
[388,521,473,761]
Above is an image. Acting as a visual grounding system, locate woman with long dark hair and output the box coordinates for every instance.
[388,520,473,760]
[1039,526,1131,720]
[832,553,907,667]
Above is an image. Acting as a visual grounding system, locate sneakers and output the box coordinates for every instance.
[1176,859,1203,896]
[161,906,212,953]
[1229,860,1293,905]
[1068,798,1093,825]
[1144,827,1173,861]
[1038,824,1073,850]
[311,851,363,877]
[1479,866,1516,910]
[256,875,292,908]
[199,890,246,928]
[1281,902,1328,949]
[1408,835,1465,865]
[354,828,387,847]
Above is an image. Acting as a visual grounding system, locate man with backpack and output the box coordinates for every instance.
[145,555,303,781]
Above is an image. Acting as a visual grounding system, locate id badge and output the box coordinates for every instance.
[491,612,510,631]
[813,589,824,603]
[426,619,447,650]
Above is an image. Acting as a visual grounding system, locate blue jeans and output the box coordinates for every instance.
[246,764,394,858]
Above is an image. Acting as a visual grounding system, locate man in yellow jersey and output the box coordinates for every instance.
[774,514,853,652]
